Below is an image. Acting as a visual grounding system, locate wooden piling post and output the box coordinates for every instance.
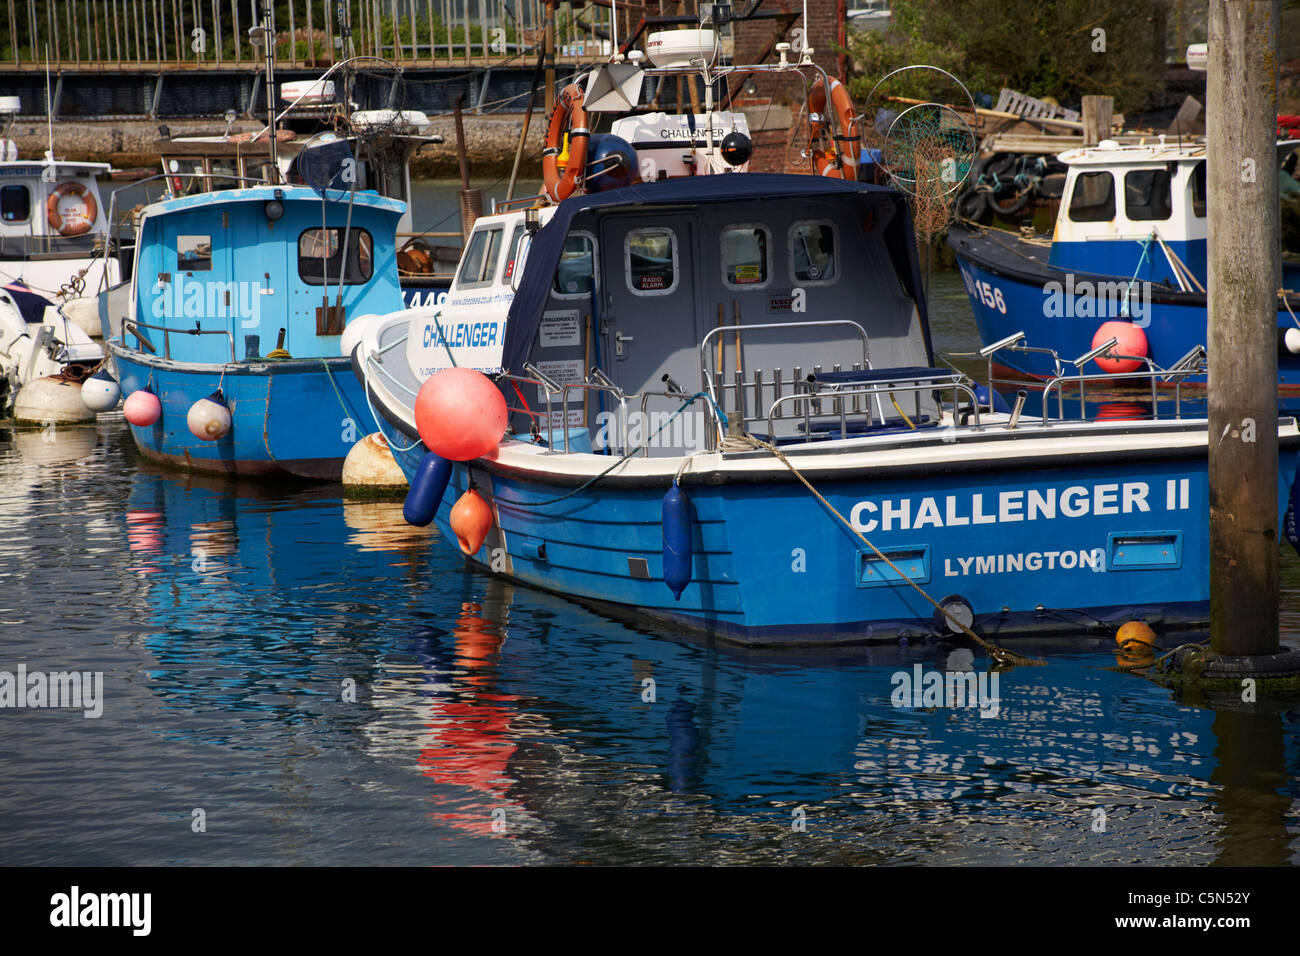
[1080,95,1113,147]
[1207,0,1282,656]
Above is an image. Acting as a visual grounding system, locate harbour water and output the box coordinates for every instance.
[3,221,1299,864]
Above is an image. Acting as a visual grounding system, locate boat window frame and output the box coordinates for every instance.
[1123,167,1173,222]
[624,226,680,297]
[0,183,31,224]
[720,222,773,290]
[788,219,839,285]
[1189,160,1206,218]
[455,224,505,290]
[177,234,213,272]
[296,226,375,286]
[1067,170,1117,223]
[551,229,600,298]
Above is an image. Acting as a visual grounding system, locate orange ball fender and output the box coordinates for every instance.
[413,367,508,461]
[449,487,494,555]
[1091,320,1149,374]
[807,77,861,179]
[542,84,590,202]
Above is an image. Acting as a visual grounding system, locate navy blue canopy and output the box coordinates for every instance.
[1,280,55,325]
[501,173,931,373]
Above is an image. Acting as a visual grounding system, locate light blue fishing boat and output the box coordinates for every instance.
[100,177,404,478]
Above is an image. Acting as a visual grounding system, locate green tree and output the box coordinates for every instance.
[849,0,1169,114]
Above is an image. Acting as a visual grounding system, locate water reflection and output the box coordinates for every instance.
[2,413,1299,864]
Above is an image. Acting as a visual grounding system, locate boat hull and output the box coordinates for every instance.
[375,414,1300,646]
[112,345,378,479]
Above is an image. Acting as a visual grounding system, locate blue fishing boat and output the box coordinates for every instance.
[101,178,404,478]
[353,171,1300,644]
[347,35,1300,646]
[948,140,1300,399]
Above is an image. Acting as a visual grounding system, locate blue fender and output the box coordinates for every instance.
[404,452,453,527]
[662,481,693,600]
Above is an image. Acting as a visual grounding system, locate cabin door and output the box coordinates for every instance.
[596,212,704,398]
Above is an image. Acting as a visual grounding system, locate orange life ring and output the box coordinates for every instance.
[808,77,861,180]
[46,181,97,238]
[542,84,590,202]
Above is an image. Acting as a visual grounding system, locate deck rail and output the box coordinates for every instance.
[123,316,238,363]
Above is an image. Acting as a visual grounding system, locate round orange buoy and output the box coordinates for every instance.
[123,388,162,427]
[1091,321,1149,374]
[414,367,508,461]
[449,487,494,555]
[1115,620,1157,649]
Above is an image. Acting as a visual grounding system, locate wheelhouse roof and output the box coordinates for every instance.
[141,183,405,219]
[501,173,931,374]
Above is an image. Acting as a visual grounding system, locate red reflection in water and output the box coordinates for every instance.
[124,509,163,575]
[418,602,523,835]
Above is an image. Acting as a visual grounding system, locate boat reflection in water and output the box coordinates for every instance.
[109,461,1300,863]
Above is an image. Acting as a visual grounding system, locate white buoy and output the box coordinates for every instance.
[1284,327,1300,355]
[81,369,121,412]
[60,297,103,339]
[12,375,96,425]
[342,432,408,491]
[186,390,232,441]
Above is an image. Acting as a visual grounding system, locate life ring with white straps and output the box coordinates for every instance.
[808,77,861,179]
[46,181,97,238]
[542,84,590,202]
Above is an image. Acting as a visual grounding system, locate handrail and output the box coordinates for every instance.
[123,317,237,363]
[699,318,872,444]
[1040,358,1207,424]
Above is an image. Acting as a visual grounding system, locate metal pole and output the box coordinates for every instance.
[1207,0,1281,654]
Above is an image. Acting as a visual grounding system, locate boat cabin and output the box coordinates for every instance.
[1049,141,1208,288]
[123,185,402,365]
[405,175,939,455]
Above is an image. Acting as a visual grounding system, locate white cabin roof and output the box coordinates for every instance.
[1056,140,1206,167]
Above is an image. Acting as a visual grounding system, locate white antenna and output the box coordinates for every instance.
[44,45,54,168]
[611,0,619,57]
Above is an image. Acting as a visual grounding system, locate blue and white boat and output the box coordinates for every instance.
[351,166,1300,645]
[948,139,1300,398]
[101,179,404,478]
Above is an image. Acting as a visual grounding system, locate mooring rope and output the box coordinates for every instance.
[723,432,1044,667]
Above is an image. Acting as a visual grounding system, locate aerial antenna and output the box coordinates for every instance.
[44,45,54,172]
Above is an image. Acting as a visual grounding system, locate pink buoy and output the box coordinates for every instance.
[414,367,508,461]
[1091,321,1149,374]
[123,388,162,427]
[187,389,232,441]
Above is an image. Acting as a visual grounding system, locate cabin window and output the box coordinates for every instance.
[243,159,274,185]
[1124,169,1172,221]
[1190,161,1206,218]
[0,185,30,223]
[297,227,374,285]
[1068,171,1115,222]
[721,224,770,288]
[626,228,677,295]
[177,235,212,272]
[553,231,598,296]
[456,226,504,288]
[210,158,240,191]
[790,221,837,283]
[504,224,528,282]
[167,158,205,196]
